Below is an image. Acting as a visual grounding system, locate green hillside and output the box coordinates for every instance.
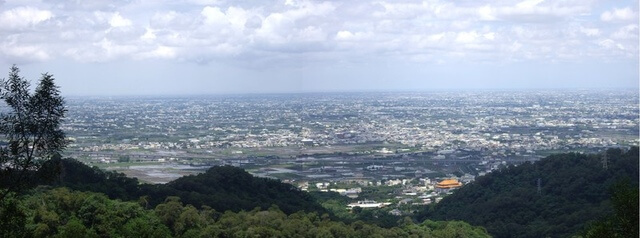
[0,159,492,237]
[141,165,326,214]
[0,187,491,237]
[416,147,639,238]
[35,159,326,215]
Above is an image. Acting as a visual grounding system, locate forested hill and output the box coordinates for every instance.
[141,165,325,214]
[416,147,639,238]
[1,158,493,237]
[35,159,326,215]
[4,187,492,237]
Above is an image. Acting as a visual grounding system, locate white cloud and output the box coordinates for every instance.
[201,6,226,25]
[188,0,222,5]
[225,7,249,30]
[580,27,600,37]
[611,24,638,40]
[0,0,637,65]
[298,26,326,42]
[137,45,176,59]
[598,39,625,50]
[478,5,496,21]
[456,31,479,43]
[141,28,156,41]
[335,30,370,41]
[429,33,446,42]
[483,32,495,40]
[516,0,545,9]
[601,7,635,22]
[0,7,52,30]
[255,1,335,47]
[256,12,293,45]
[1,44,50,62]
[109,12,132,27]
[508,41,522,52]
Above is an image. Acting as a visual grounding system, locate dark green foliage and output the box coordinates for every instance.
[121,217,172,238]
[37,158,141,200]
[310,191,358,221]
[416,147,639,238]
[0,192,27,238]
[53,217,98,238]
[581,179,639,238]
[35,160,327,215]
[141,165,327,214]
[17,187,172,237]
[311,188,404,228]
[9,187,490,238]
[0,65,67,201]
[148,198,491,238]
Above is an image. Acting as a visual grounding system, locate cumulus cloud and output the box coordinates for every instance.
[601,7,636,22]
[335,31,371,41]
[1,44,50,62]
[108,12,132,28]
[0,0,637,65]
[0,6,52,30]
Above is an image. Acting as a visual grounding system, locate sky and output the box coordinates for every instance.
[0,0,638,95]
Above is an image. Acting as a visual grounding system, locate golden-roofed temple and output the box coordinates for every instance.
[436,179,462,189]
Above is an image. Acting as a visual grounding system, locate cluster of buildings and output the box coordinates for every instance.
[61,91,638,208]
[64,91,638,161]
[306,176,466,211]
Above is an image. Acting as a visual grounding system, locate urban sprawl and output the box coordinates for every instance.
[62,90,639,213]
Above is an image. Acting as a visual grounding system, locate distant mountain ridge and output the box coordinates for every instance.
[416,147,639,238]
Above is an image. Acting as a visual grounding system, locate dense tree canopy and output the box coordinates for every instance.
[580,178,639,238]
[5,187,491,238]
[416,147,639,238]
[32,159,327,215]
[142,165,327,214]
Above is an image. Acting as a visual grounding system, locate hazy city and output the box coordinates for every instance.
[59,90,638,209]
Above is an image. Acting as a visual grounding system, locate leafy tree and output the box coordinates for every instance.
[0,65,67,201]
[53,217,98,238]
[581,179,639,238]
[121,216,172,238]
[155,196,184,233]
[0,192,27,238]
[174,205,205,235]
[20,187,171,237]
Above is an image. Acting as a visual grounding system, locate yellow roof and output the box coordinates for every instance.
[436,179,462,189]
[437,179,461,186]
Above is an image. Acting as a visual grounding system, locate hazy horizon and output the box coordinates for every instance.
[55,88,638,98]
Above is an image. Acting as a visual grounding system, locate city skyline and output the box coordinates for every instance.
[0,0,638,95]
